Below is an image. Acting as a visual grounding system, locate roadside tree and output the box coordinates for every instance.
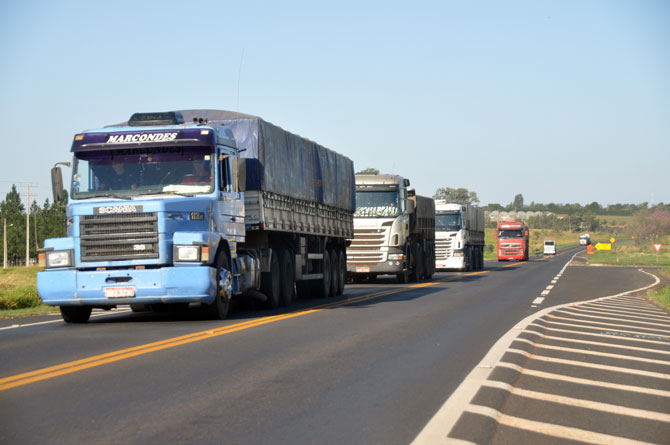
[433,187,480,205]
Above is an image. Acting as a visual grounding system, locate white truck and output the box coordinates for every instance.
[347,174,435,283]
[434,201,485,271]
[579,234,591,246]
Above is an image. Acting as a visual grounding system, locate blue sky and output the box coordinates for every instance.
[1,0,668,207]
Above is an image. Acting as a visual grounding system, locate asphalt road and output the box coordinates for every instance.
[1,246,668,444]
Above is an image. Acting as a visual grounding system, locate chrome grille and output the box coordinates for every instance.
[80,213,159,261]
[435,238,453,260]
[347,227,387,265]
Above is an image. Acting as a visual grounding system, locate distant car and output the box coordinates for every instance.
[543,240,556,255]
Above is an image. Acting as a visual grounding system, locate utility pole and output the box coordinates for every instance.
[3,218,6,269]
[19,184,38,267]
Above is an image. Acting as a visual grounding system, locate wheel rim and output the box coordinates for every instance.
[219,268,232,301]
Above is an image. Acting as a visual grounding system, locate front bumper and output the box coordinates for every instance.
[435,256,465,270]
[37,266,216,306]
[347,261,406,275]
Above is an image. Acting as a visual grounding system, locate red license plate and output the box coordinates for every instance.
[355,267,370,273]
[104,287,135,298]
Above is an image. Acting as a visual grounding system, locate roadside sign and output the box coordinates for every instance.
[595,243,611,251]
[654,243,662,253]
[587,244,595,255]
[610,238,616,243]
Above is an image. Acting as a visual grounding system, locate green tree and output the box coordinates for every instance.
[511,194,524,210]
[433,187,480,205]
[1,185,26,265]
[356,168,379,175]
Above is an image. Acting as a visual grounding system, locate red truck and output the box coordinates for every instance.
[496,221,529,261]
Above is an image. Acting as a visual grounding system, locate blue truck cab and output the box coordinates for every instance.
[38,111,248,322]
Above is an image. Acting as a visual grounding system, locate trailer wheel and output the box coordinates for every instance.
[329,249,338,297]
[279,249,294,307]
[313,250,331,298]
[60,305,92,323]
[261,250,281,309]
[204,252,232,320]
[336,250,346,295]
[424,248,434,279]
[417,245,424,280]
[410,245,422,282]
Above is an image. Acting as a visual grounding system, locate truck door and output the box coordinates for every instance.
[215,146,245,245]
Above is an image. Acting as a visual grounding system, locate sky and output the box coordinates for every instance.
[1,0,668,208]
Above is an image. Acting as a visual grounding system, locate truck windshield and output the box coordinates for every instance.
[354,190,400,217]
[71,146,214,199]
[435,213,460,231]
[498,229,524,238]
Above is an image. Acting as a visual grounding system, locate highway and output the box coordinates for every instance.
[1,246,668,444]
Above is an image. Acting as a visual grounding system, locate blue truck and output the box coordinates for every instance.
[38,110,355,323]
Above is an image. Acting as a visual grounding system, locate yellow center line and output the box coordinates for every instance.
[0,262,527,391]
[410,282,440,288]
[0,284,434,391]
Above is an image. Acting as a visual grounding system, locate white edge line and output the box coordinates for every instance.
[412,260,661,444]
[0,308,132,331]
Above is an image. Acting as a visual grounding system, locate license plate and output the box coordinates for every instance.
[105,286,135,298]
[355,267,370,273]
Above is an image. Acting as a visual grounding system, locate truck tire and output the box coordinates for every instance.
[261,250,281,309]
[410,246,422,282]
[204,252,232,320]
[424,248,434,279]
[329,249,338,297]
[130,303,151,313]
[313,250,331,298]
[336,250,346,295]
[279,249,294,307]
[60,305,92,323]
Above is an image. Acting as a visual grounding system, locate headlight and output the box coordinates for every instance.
[388,253,404,261]
[46,250,73,268]
[174,245,200,262]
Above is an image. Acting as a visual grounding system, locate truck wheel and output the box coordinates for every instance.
[205,252,232,320]
[261,250,281,309]
[279,249,294,307]
[60,305,92,323]
[329,249,338,297]
[336,250,346,295]
[313,250,331,298]
[130,303,151,313]
[410,246,422,282]
[424,250,434,279]
[397,249,409,283]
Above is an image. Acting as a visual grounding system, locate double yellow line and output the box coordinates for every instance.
[0,283,442,391]
[3,263,530,391]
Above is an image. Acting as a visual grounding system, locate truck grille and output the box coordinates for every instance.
[80,213,159,262]
[347,227,387,265]
[435,238,453,260]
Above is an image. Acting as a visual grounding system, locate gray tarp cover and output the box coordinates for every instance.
[180,110,355,212]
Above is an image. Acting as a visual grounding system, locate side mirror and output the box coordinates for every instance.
[51,167,65,202]
[234,157,246,192]
[407,199,415,214]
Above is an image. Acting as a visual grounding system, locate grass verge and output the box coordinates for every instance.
[0,266,58,319]
[645,268,670,310]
